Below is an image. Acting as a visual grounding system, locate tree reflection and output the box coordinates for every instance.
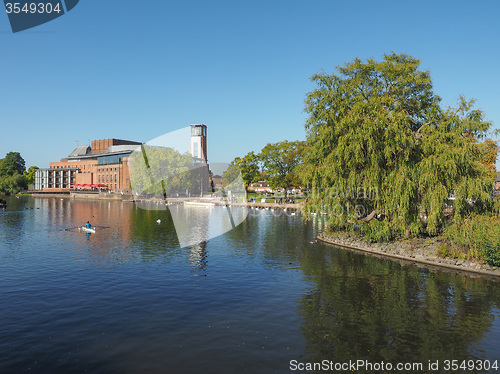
[298,247,500,371]
[128,206,180,255]
[148,208,500,369]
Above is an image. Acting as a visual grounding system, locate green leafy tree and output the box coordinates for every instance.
[476,138,498,176]
[222,161,241,188]
[303,53,495,238]
[0,152,28,193]
[129,145,197,197]
[0,174,27,194]
[226,151,261,192]
[258,140,305,189]
[24,166,39,185]
[0,152,26,176]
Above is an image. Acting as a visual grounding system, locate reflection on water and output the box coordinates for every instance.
[0,195,499,374]
[189,241,208,276]
[169,203,248,247]
[298,246,500,372]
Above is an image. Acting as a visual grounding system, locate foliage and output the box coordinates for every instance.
[129,145,197,197]
[303,53,496,239]
[24,166,39,185]
[0,152,26,176]
[477,138,499,176]
[221,163,239,188]
[225,141,306,192]
[0,173,27,194]
[356,220,395,243]
[224,151,260,192]
[0,152,29,193]
[221,162,244,191]
[258,140,305,189]
[443,215,500,266]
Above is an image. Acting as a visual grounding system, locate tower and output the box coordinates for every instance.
[190,124,207,164]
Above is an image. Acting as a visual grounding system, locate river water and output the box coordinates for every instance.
[1,196,499,374]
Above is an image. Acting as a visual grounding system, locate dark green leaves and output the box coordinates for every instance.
[303,53,497,239]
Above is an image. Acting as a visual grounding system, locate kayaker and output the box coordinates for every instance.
[85,221,92,229]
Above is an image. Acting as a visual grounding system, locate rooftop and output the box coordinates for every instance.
[67,139,141,160]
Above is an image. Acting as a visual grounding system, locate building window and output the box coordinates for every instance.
[193,142,199,158]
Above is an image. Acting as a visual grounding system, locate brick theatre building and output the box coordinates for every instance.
[34,138,141,193]
[34,125,209,194]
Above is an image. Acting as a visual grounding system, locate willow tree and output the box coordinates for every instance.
[303,53,496,239]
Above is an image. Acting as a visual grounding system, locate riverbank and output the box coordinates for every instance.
[215,201,303,211]
[317,232,500,278]
[29,191,133,200]
[22,194,304,210]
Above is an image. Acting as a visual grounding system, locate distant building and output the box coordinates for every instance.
[190,124,208,164]
[211,174,222,189]
[34,139,141,192]
[34,125,210,194]
[248,180,272,193]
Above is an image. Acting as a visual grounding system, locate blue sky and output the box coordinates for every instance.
[1,0,499,169]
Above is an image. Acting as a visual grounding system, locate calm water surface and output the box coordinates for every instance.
[1,196,499,373]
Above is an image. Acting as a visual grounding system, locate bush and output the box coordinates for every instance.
[443,215,500,266]
[483,237,500,267]
[348,220,396,243]
[0,173,27,194]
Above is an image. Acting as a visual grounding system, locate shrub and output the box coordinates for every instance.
[443,215,500,266]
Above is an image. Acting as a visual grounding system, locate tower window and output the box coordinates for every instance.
[193,142,199,158]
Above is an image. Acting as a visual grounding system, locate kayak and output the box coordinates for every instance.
[80,226,96,234]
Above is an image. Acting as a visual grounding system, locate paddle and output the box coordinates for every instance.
[64,226,81,231]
